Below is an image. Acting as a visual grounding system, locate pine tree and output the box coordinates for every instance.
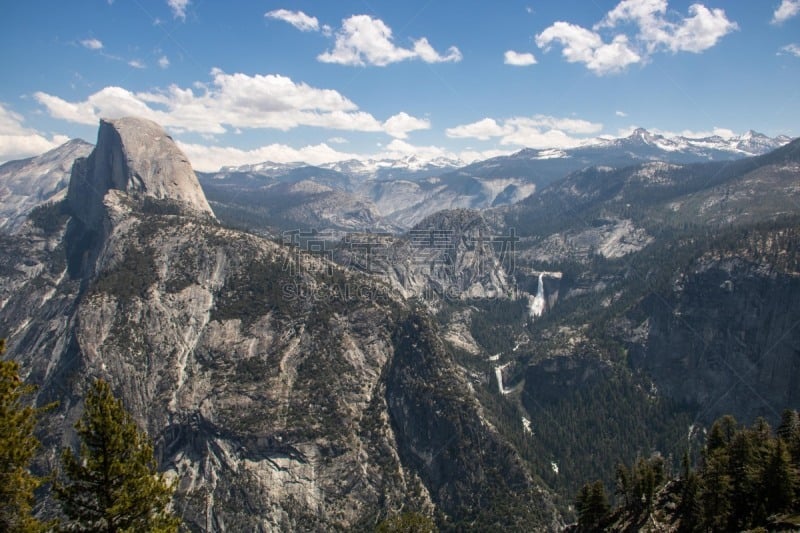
[678,452,703,533]
[0,338,47,533]
[576,480,609,531]
[700,447,732,531]
[763,438,796,515]
[54,379,180,533]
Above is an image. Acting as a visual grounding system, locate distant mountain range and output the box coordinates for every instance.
[201,128,792,232]
[0,128,792,235]
[219,128,791,183]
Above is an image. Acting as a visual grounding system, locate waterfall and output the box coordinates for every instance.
[529,273,546,318]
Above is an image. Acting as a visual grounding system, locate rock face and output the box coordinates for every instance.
[628,248,800,423]
[1,118,562,531]
[0,139,93,232]
[67,117,213,230]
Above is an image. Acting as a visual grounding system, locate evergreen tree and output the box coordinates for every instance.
[0,338,47,533]
[678,451,703,533]
[576,480,609,531]
[54,379,179,533]
[700,447,732,531]
[777,409,800,464]
[762,438,796,515]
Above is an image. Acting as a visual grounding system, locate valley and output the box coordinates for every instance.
[0,118,798,531]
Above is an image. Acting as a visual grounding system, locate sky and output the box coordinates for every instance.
[0,0,799,171]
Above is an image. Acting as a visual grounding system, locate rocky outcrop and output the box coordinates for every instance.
[67,117,213,231]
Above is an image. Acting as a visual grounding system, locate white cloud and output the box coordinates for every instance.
[773,0,800,24]
[177,137,508,172]
[382,112,430,139]
[327,136,348,144]
[168,0,189,20]
[446,118,506,140]
[0,103,70,162]
[446,114,603,148]
[380,139,511,164]
[34,69,429,139]
[780,43,800,57]
[265,9,319,32]
[615,110,628,117]
[659,126,737,138]
[177,140,360,172]
[318,15,462,66]
[662,5,738,53]
[412,37,462,63]
[536,22,641,75]
[80,38,103,50]
[158,55,170,69]
[128,59,145,69]
[538,1,736,74]
[596,0,737,53]
[504,50,537,66]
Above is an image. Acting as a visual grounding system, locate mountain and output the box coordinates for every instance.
[321,155,465,182]
[473,139,800,499]
[445,129,791,192]
[0,138,93,232]
[3,123,799,529]
[201,129,790,235]
[0,117,564,531]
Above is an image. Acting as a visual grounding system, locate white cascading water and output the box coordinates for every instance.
[529,273,546,318]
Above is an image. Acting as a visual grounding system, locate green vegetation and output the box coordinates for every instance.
[576,412,800,532]
[55,379,180,533]
[0,339,49,533]
[575,480,610,532]
[28,200,70,234]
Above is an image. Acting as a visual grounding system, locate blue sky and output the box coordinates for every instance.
[1,0,798,170]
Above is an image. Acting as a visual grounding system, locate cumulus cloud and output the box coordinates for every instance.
[382,112,430,139]
[158,55,170,69]
[598,0,738,53]
[537,0,736,74]
[34,69,429,139]
[318,15,462,66]
[536,22,641,74]
[80,38,103,50]
[178,137,509,172]
[265,9,319,32]
[615,110,628,117]
[773,0,800,24]
[177,140,360,172]
[445,118,506,141]
[128,59,145,69]
[0,104,70,162]
[780,43,800,57]
[504,50,537,66]
[168,0,189,20]
[446,115,603,148]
